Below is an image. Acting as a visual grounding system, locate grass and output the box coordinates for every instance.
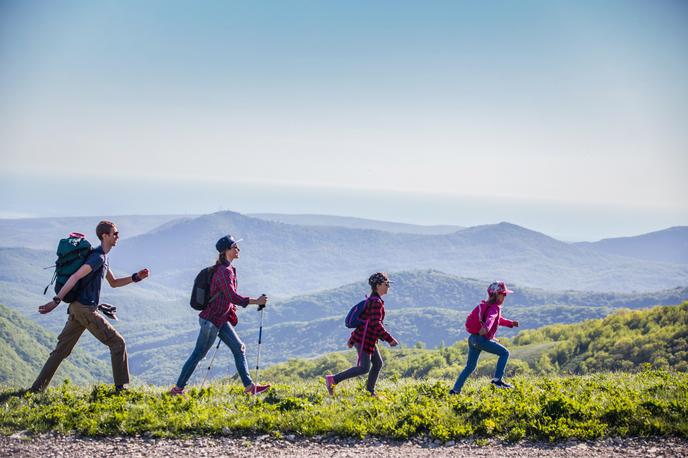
[1,370,686,442]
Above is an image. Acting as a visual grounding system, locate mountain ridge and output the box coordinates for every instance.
[574,226,688,265]
[112,211,688,295]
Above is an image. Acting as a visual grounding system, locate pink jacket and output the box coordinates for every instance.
[479,301,516,340]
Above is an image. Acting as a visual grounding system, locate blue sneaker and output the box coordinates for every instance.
[491,379,513,389]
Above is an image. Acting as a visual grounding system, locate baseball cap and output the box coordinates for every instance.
[216,235,243,252]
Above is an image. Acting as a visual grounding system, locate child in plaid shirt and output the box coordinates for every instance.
[325,272,399,397]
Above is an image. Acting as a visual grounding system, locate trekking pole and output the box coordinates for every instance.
[201,339,221,389]
[254,306,265,392]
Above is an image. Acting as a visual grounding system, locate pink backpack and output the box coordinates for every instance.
[465,302,489,334]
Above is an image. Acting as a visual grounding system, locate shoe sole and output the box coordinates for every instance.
[325,377,335,396]
[246,388,270,395]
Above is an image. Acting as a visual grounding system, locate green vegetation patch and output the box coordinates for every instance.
[1,371,686,441]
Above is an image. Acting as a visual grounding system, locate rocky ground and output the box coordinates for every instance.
[2,433,687,457]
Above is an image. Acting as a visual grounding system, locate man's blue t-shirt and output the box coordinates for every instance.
[77,246,108,306]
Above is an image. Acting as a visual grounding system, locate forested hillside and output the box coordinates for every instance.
[2,304,686,442]
[259,302,688,383]
[0,304,110,387]
[1,260,686,385]
[513,301,688,373]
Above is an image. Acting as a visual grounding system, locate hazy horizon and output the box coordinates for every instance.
[1,173,684,242]
[1,1,686,241]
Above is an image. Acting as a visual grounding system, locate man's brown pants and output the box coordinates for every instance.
[31,301,129,391]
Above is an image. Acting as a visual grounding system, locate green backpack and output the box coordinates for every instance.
[43,232,93,303]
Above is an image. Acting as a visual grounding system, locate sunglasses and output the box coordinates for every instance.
[110,231,119,237]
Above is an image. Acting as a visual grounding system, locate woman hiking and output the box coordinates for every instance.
[450,281,519,394]
[325,272,399,397]
[170,235,270,396]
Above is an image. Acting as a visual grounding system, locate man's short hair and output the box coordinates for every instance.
[96,220,116,241]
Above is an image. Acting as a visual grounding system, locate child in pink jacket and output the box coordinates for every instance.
[451,281,519,394]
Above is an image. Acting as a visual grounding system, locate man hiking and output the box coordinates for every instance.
[30,220,149,393]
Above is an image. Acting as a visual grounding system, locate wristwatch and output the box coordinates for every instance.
[52,296,62,305]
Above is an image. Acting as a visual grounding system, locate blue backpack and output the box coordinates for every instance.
[345,298,369,328]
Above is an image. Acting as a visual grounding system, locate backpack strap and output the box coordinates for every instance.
[356,296,376,366]
[76,247,100,285]
[357,318,371,367]
[43,270,57,295]
[478,302,489,328]
[207,265,222,305]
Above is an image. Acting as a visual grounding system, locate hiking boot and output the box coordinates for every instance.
[169,386,185,396]
[449,389,459,395]
[115,385,128,393]
[369,392,384,399]
[491,379,513,389]
[245,383,270,395]
[325,375,336,396]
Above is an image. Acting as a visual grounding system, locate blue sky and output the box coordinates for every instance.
[1,1,687,240]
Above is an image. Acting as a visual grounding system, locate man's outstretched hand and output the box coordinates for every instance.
[38,301,59,314]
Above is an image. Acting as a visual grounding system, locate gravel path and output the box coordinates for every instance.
[2,434,687,457]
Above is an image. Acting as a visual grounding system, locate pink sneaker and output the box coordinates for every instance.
[245,383,271,395]
[169,386,185,396]
[325,375,336,396]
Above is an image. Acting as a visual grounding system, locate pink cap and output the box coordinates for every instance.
[487,281,513,296]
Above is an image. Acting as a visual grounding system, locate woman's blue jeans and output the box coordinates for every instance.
[176,317,253,388]
[452,334,510,393]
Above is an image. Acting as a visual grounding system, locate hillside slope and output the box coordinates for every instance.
[0,215,189,250]
[575,226,688,265]
[1,251,686,385]
[261,302,688,382]
[250,213,464,234]
[0,303,111,387]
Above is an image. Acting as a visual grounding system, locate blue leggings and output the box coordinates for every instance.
[452,334,510,393]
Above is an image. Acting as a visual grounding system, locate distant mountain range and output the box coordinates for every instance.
[574,226,688,265]
[111,211,688,295]
[2,212,686,295]
[1,211,687,386]
[250,213,464,234]
[0,215,189,250]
